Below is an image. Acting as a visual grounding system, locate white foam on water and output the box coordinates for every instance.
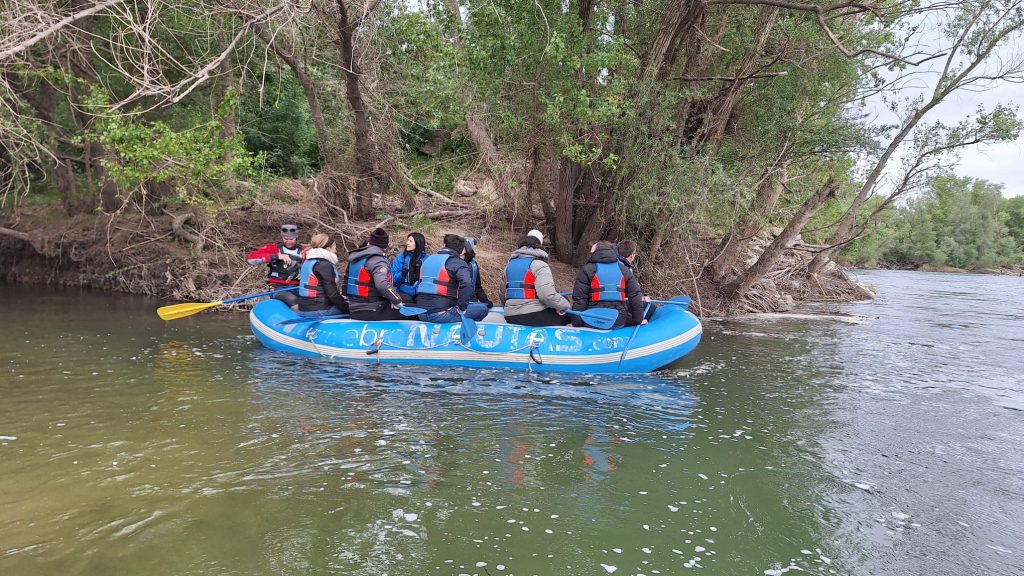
[642,548,652,554]
[0,436,16,440]
[496,565,505,570]
[986,545,1012,553]
[404,513,418,522]
[476,562,487,567]
[600,564,617,573]
[698,473,708,480]
[612,548,622,553]
[695,546,705,552]
[891,511,910,521]
[668,505,679,512]
[113,511,163,537]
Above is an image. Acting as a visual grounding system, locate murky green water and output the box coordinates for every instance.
[2,271,1022,575]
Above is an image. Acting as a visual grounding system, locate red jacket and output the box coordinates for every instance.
[247,242,303,285]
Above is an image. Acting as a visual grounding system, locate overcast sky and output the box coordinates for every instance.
[859,11,1024,199]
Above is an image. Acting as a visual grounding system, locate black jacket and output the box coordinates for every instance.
[415,248,476,311]
[571,246,644,328]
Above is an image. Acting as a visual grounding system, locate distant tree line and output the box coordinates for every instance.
[845,176,1024,269]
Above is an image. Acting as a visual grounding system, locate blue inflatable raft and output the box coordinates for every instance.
[249,296,701,374]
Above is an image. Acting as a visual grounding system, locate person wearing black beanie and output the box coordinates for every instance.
[369,227,389,249]
[341,227,406,320]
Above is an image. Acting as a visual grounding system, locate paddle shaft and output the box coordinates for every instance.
[222,285,298,304]
[617,302,652,369]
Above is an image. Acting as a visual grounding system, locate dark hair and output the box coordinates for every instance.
[405,232,426,283]
[517,234,542,250]
[443,233,465,254]
[593,240,615,252]
[617,239,638,259]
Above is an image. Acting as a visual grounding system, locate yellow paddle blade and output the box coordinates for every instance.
[156,300,224,321]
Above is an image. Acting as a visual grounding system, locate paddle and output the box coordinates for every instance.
[276,314,349,326]
[157,286,298,321]
[617,302,652,369]
[647,297,692,307]
[398,304,478,343]
[489,306,618,329]
[398,305,428,316]
[564,307,619,329]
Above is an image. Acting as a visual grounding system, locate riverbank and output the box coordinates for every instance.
[850,262,1024,276]
[0,184,873,316]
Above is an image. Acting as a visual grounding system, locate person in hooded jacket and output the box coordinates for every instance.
[342,227,406,321]
[390,232,427,301]
[571,240,645,329]
[616,238,655,324]
[246,223,304,311]
[463,236,493,308]
[415,234,489,323]
[500,230,571,326]
[296,233,348,317]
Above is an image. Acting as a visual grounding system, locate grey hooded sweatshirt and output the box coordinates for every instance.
[499,247,571,317]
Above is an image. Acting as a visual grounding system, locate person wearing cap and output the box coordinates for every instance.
[463,236,493,308]
[571,240,645,329]
[341,227,406,321]
[500,230,571,326]
[247,223,304,311]
[390,232,427,300]
[415,234,489,323]
[296,233,348,317]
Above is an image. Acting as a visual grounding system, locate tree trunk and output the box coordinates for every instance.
[695,6,778,152]
[711,159,790,281]
[445,0,519,216]
[723,177,838,301]
[253,23,334,172]
[639,0,704,83]
[554,158,581,262]
[336,0,378,219]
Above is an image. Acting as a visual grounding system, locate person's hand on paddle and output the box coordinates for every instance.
[641,319,648,325]
[278,253,293,266]
[643,295,651,303]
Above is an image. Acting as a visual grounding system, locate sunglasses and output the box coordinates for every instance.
[280,226,298,233]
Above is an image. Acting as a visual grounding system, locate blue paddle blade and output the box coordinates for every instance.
[399,305,427,316]
[580,307,619,329]
[460,313,478,343]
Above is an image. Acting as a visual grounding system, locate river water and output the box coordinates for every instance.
[1,270,1021,576]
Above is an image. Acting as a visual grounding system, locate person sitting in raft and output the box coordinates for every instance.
[463,236,493,309]
[616,239,655,325]
[571,240,645,329]
[500,229,571,326]
[296,233,349,317]
[246,222,304,311]
[415,234,489,323]
[390,232,427,301]
[342,227,406,321]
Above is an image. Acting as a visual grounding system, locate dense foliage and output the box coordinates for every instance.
[844,176,1024,269]
[3,0,1023,301]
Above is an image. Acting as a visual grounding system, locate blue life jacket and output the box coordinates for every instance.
[590,262,626,302]
[299,258,339,299]
[345,255,391,302]
[417,253,459,297]
[503,257,537,300]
